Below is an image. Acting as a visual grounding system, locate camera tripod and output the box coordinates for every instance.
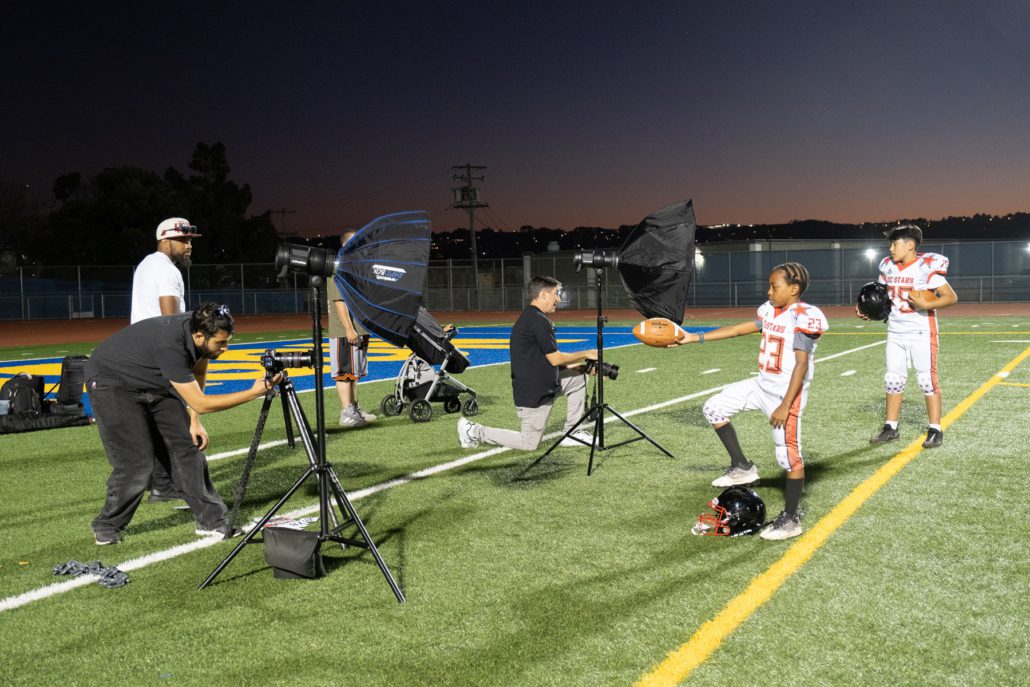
[537,266,673,475]
[199,276,404,602]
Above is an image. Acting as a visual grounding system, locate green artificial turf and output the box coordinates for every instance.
[0,317,1027,686]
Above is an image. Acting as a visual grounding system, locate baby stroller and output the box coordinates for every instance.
[380,307,479,423]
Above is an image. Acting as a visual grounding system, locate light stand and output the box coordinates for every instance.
[199,275,405,602]
[537,267,673,475]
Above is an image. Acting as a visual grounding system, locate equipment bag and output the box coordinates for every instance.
[263,527,325,579]
[55,355,89,409]
[0,373,45,417]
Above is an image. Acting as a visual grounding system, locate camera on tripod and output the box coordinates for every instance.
[573,250,619,272]
[260,349,314,376]
[583,358,619,380]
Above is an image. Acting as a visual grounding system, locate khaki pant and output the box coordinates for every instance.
[478,367,587,450]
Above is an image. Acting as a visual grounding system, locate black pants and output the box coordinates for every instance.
[88,379,229,535]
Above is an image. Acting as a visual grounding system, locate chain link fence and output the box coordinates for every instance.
[3,240,1029,320]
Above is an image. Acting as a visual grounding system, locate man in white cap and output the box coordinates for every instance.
[131,217,200,323]
[130,217,201,503]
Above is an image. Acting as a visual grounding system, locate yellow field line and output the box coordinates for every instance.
[635,344,1030,687]
[997,381,1030,388]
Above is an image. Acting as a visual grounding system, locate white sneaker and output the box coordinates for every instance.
[339,407,368,428]
[559,431,594,447]
[711,463,759,487]
[354,405,377,422]
[457,417,480,448]
[759,511,802,540]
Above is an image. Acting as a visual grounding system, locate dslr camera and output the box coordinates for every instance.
[260,349,314,377]
[584,358,619,381]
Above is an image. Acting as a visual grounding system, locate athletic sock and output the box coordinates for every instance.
[885,420,899,430]
[784,477,804,517]
[929,424,941,431]
[714,424,751,470]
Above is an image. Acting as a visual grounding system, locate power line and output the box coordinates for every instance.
[450,163,488,296]
[267,207,296,238]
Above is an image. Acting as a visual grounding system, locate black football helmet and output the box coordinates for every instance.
[692,486,766,537]
[857,282,892,321]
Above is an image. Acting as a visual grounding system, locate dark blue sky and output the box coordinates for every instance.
[4,1,1030,236]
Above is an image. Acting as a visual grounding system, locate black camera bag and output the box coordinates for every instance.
[1,373,45,417]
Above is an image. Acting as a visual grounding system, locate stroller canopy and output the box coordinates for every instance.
[407,307,469,373]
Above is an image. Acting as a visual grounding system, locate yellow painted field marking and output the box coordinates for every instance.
[997,381,1030,388]
[635,345,1030,687]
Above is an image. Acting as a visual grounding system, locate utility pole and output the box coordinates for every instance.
[268,208,296,238]
[451,164,487,298]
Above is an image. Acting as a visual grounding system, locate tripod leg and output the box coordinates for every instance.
[587,401,603,475]
[199,466,317,589]
[227,391,277,529]
[323,465,405,603]
[280,389,296,448]
[282,382,345,541]
[530,406,594,468]
[604,405,675,458]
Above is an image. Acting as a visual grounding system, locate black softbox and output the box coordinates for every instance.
[334,211,432,347]
[617,199,696,325]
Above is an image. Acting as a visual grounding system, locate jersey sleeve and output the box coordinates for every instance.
[923,253,950,290]
[795,304,829,336]
[756,302,771,329]
[877,257,891,284]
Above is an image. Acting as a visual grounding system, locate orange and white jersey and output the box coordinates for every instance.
[755,301,829,396]
[878,252,950,336]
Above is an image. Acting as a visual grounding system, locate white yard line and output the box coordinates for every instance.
[0,340,883,613]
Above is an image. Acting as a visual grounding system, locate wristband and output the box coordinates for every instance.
[698,332,705,344]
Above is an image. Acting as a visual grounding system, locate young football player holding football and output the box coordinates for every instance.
[857,224,958,448]
[671,262,828,540]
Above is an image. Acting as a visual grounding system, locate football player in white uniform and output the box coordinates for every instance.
[858,225,958,448]
[672,263,828,540]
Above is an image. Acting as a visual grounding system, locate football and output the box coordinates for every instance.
[632,317,684,347]
[908,289,938,305]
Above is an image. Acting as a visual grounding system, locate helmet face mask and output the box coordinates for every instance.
[692,486,766,537]
[857,282,892,321]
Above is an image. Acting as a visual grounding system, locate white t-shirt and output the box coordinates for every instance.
[130,251,185,323]
[755,301,829,396]
[877,252,950,336]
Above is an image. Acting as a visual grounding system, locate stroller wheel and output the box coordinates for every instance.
[409,399,433,423]
[461,398,479,417]
[381,395,404,417]
[443,398,462,414]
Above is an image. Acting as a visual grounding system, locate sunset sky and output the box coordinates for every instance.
[5,1,1030,235]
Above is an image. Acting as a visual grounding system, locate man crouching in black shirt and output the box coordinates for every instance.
[87,303,281,545]
[457,276,596,451]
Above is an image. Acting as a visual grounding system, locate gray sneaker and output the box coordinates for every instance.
[711,463,759,487]
[94,530,122,546]
[339,406,368,428]
[760,511,802,540]
[354,405,377,423]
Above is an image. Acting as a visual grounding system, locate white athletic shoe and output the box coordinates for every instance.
[759,511,802,540]
[457,417,480,448]
[559,431,594,447]
[339,407,368,428]
[354,405,377,423]
[711,463,759,487]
